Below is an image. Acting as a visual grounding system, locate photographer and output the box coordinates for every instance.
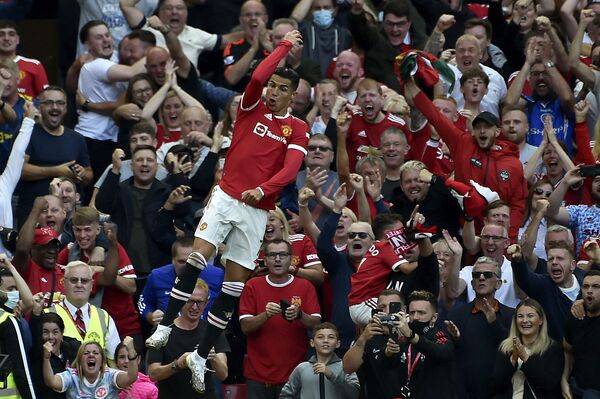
[383,290,455,399]
[342,289,404,399]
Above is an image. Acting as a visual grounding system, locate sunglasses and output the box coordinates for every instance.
[307,145,333,152]
[472,271,499,280]
[66,277,92,285]
[533,188,552,198]
[348,232,371,239]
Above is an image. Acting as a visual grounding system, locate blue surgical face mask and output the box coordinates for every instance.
[313,9,334,29]
[1,290,19,310]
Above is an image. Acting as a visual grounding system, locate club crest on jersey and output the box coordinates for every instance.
[282,125,292,137]
[499,170,510,181]
[291,296,302,306]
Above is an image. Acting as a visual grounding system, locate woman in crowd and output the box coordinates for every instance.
[115,342,158,399]
[491,298,564,398]
[43,337,139,399]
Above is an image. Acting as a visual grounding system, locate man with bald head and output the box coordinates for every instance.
[223,0,271,91]
[333,50,364,104]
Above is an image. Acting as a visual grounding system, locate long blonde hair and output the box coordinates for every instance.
[499,298,553,356]
[269,207,291,242]
[74,341,106,379]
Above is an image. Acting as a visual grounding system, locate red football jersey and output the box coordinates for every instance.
[15,55,48,100]
[219,41,309,211]
[289,233,321,269]
[348,228,412,305]
[346,111,409,172]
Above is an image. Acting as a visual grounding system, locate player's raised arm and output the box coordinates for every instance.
[240,30,303,110]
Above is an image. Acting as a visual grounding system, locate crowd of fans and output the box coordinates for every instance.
[1,0,600,398]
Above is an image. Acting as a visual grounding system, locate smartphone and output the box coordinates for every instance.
[580,164,600,177]
[389,302,402,314]
[280,299,290,316]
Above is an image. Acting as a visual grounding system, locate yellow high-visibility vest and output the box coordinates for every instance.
[45,303,109,349]
[0,310,25,399]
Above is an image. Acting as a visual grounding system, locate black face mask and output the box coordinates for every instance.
[409,320,432,335]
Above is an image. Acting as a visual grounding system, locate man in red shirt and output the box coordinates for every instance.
[12,196,118,304]
[56,206,142,351]
[240,239,320,397]
[146,30,309,393]
[346,78,409,172]
[0,19,48,100]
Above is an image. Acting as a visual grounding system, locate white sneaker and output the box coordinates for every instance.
[145,325,172,349]
[187,351,210,393]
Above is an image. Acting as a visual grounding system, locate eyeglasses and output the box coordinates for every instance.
[186,299,207,308]
[533,188,552,198]
[307,145,332,152]
[40,100,67,107]
[383,20,409,28]
[66,277,92,285]
[241,12,265,18]
[480,235,507,242]
[132,88,152,96]
[472,271,499,280]
[161,5,186,11]
[348,232,371,239]
[265,252,291,259]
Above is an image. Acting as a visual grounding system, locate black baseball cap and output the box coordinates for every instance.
[472,111,499,127]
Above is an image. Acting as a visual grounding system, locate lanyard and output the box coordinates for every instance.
[406,344,421,383]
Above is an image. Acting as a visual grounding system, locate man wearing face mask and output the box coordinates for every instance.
[383,290,455,398]
[290,0,352,76]
[0,253,36,399]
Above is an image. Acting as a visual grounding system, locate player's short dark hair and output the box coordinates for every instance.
[0,19,18,31]
[40,85,67,100]
[273,67,300,91]
[372,213,403,240]
[125,29,156,47]
[172,237,194,257]
[80,20,108,44]
[263,238,292,254]
[501,104,527,118]
[313,322,339,338]
[129,120,157,139]
[408,290,438,312]
[584,270,600,279]
[383,0,410,19]
[378,288,405,305]
[40,312,65,332]
[132,144,157,158]
[464,18,492,39]
[483,199,510,217]
[459,67,489,87]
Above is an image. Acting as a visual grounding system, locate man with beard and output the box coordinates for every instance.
[405,78,527,240]
[448,256,513,398]
[506,32,575,155]
[383,290,455,398]
[345,78,409,172]
[332,50,363,104]
[508,241,584,340]
[500,106,537,166]
[18,86,92,226]
[562,270,600,398]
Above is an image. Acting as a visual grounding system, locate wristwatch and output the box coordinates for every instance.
[544,61,555,69]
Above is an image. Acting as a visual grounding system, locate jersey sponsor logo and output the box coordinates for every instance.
[199,222,208,231]
[282,125,292,137]
[252,122,288,144]
[307,254,319,260]
[119,264,134,274]
[95,386,108,398]
[291,295,302,306]
[499,170,510,181]
[470,158,482,168]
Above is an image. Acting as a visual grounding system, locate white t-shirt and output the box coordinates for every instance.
[518,218,547,261]
[559,276,581,303]
[146,24,218,69]
[75,58,125,142]
[459,256,520,308]
[446,63,507,117]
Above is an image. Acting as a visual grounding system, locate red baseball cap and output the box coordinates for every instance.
[34,227,60,246]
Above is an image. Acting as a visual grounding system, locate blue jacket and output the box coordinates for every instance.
[138,262,224,322]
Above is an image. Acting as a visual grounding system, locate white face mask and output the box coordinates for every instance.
[313,9,334,29]
[1,290,19,310]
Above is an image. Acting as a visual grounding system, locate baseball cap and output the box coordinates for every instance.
[472,111,499,127]
[34,227,60,246]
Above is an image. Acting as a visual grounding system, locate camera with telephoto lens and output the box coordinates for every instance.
[0,227,17,252]
[379,313,400,326]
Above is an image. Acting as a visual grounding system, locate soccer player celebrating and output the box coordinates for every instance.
[145,30,309,393]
